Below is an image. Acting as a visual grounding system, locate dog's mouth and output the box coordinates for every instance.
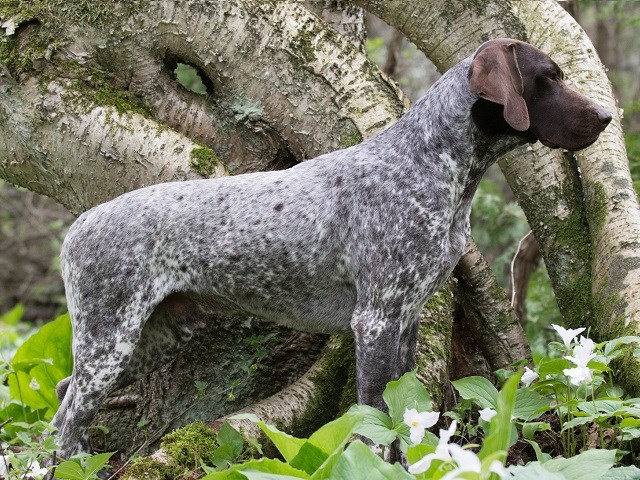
[538,136,599,151]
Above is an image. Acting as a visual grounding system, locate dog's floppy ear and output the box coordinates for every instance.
[469,42,530,131]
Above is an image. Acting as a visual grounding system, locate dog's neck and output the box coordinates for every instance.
[379,57,531,198]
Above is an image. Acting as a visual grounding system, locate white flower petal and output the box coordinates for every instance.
[563,366,592,385]
[552,324,586,349]
[403,408,418,426]
[447,443,481,473]
[521,366,539,387]
[416,410,440,429]
[410,425,425,444]
[408,453,437,474]
[29,377,41,391]
[489,460,510,478]
[479,407,497,422]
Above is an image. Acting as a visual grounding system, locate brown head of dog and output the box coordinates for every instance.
[469,38,611,151]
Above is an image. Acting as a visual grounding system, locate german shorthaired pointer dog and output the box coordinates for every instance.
[52,39,611,457]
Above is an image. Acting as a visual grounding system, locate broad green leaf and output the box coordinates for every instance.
[202,458,309,480]
[329,440,413,480]
[218,422,245,458]
[309,444,343,480]
[577,400,623,415]
[508,463,566,480]
[543,448,616,480]
[537,358,572,378]
[451,376,498,409]
[9,313,73,416]
[350,404,397,446]
[308,411,363,455]
[407,443,435,464]
[621,417,640,428]
[83,452,114,478]
[561,415,597,431]
[521,421,551,440]
[600,465,640,480]
[383,371,433,426]
[604,336,640,356]
[0,304,23,326]
[53,460,86,480]
[289,442,327,475]
[231,414,305,463]
[513,388,551,421]
[478,372,519,461]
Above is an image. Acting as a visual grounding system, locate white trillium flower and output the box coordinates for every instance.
[563,365,593,385]
[551,324,586,349]
[26,460,49,479]
[403,408,440,444]
[479,407,497,422]
[408,421,457,474]
[563,335,596,386]
[565,345,596,368]
[521,366,539,387]
[409,421,508,479]
[552,324,586,349]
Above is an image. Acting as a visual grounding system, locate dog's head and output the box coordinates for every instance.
[469,38,611,151]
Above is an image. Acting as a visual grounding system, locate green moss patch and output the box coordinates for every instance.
[288,336,356,439]
[161,421,219,469]
[120,457,173,480]
[190,145,222,177]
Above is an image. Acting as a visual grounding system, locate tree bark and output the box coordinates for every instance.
[508,232,542,323]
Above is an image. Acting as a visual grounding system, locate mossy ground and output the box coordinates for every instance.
[121,422,221,479]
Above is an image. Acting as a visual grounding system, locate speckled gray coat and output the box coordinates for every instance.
[51,39,611,458]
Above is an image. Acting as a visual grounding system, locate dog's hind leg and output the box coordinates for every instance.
[51,293,201,458]
[51,302,152,458]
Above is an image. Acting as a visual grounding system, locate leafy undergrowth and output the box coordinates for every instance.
[2,307,640,479]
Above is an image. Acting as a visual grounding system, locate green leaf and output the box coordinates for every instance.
[537,358,572,378]
[543,449,616,480]
[350,404,397,446]
[83,452,114,478]
[202,458,309,480]
[508,463,566,480]
[329,440,413,480]
[521,422,551,440]
[231,414,306,463]
[54,460,87,480]
[478,372,519,461]
[513,388,551,421]
[451,376,498,409]
[289,442,327,475]
[0,304,23,326]
[561,415,596,431]
[604,336,640,356]
[8,313,73,417]
[383,371,433,426]
[307,411,363,455]
[218,422,244,458]
[600,465,640,480]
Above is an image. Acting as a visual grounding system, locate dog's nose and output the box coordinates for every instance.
[596,108,612,125]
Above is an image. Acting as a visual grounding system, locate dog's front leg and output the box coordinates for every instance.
[350,305,405,412]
